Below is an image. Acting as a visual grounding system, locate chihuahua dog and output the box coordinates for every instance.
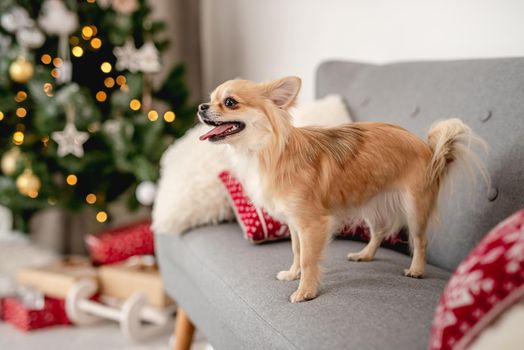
[198,76,486,303]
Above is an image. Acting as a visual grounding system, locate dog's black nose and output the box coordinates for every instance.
[199,103,210,111]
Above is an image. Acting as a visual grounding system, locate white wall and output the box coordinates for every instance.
[200,0,524,102]
[150,0,201,101]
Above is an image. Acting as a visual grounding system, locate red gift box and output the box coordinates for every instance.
[85,220,154,265]
[0,296,70,331]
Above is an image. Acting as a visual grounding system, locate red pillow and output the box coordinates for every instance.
[219,171,406,245]
[338,223,407,246]
[219,171,289,243]
[430,209,524,350]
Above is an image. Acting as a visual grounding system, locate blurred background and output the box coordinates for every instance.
[0,0,201,254]
[0,0,523,348]
[2,0,524,254]
[201,0,524,102]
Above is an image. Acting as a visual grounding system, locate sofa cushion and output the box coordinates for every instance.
[156,223,449,350]
[218,170,407,247]
[316,58,524,271]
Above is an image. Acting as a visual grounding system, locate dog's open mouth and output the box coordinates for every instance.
[199,120,245,141]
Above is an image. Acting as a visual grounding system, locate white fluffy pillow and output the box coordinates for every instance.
[152,94,352,234]
[291,95,352,127]
[152,125,232,234]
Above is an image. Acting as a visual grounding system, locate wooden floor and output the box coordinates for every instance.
[0,322,209,350]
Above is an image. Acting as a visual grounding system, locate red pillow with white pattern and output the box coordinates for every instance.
[430,209,524,350]
[218,171,289,243]
[218,171,406,245]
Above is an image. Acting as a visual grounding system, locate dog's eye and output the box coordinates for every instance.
[224,97,238,108]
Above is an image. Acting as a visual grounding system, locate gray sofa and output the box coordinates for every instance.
[156,58,524,350]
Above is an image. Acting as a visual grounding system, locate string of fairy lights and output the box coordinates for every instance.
[1,15,175,223]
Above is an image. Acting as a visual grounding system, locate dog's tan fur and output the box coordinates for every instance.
[198,76,486,303]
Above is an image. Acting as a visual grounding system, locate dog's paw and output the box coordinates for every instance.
[347,252,373,262]
[276,270,300,281]
[290,288,318,303]
[404,268,424,279]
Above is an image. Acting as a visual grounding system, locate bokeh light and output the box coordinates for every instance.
[43,83,54,97]
[164,111,176,122]
[82,26,94,39]
[41,54,52,64]
[96,211,108,223]
[16,108,27,118]
[69,36,79,45]
[129,99,141,111]
[100,62,112,73]
[116,75,126,85]
[104,77,115,88]
[72,46,84,57]
[13,132,24,145]
[53,58,63,67]
[15,91,27,102]
[147,110,158,121]
[96,91,107,102]
[86,193,97,204]
[66,174,78,186]
[90,38,102,49]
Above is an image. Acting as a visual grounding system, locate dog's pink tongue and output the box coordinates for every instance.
[199,124,233,141]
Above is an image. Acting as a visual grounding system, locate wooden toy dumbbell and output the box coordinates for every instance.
[66,279,175,341]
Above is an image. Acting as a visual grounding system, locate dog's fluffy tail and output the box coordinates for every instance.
[427,118,489,188]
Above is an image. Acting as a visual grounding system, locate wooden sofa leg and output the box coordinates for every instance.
[173,308,196,350]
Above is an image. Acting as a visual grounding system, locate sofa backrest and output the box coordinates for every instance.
[316,58,524,271]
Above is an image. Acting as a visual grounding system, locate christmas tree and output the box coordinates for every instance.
[0,0,196,230]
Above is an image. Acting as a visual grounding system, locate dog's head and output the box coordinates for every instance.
[198,76,301,149]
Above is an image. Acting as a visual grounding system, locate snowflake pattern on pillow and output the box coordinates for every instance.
[430,209,524,350]
[219,171,405,246]
[218,171,289,243]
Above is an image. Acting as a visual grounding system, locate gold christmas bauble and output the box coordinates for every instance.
[16,169,41,197]
[1,147,21,175]
[9,56,34,83]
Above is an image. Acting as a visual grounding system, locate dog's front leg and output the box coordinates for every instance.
[276,226,301,281]
[290,217,331,303]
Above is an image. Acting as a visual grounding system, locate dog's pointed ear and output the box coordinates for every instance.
[262,76,301,109]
